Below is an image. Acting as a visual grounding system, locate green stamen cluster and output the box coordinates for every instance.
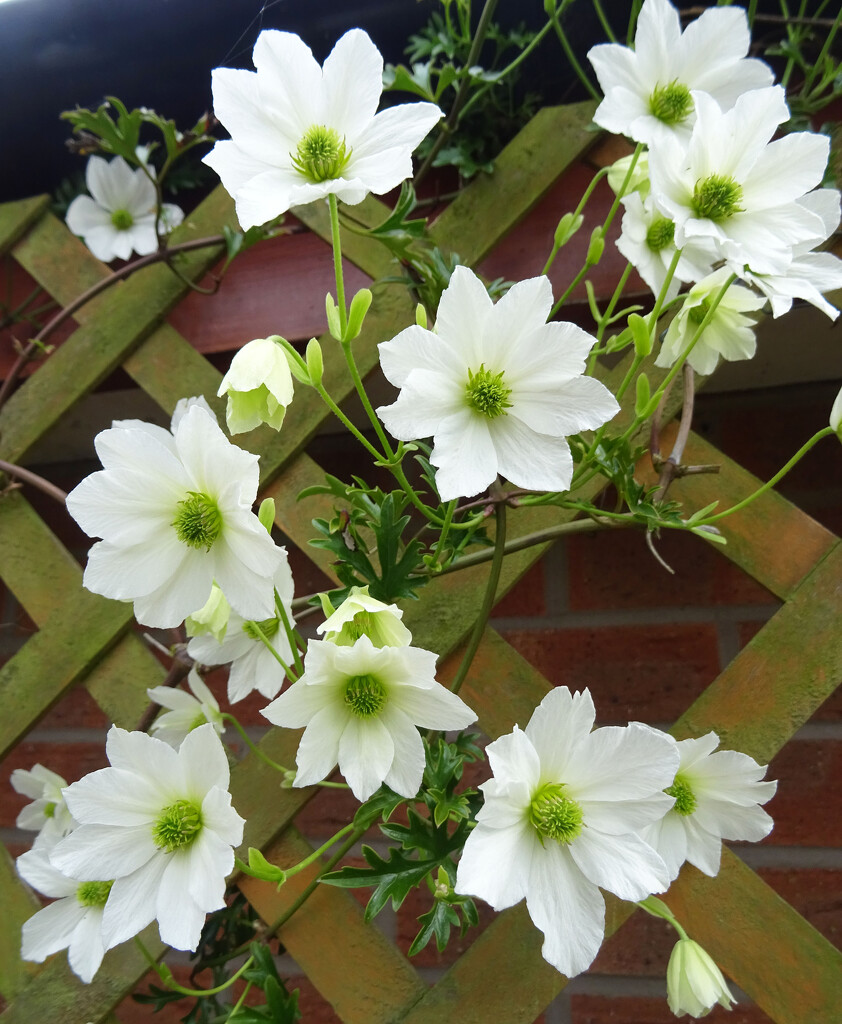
[152,799,203,852]
[43,801,57,818]
[242,616,281,642]
[76,880,114,908]
[465,365,512,419]
[691,174,744,222]
[646,217,676,252]
[292,125,352,183]
[649,81,693,126]
[172,492,223,550]
[529,783,584,844]
[110,208,134,230]
[344,674,387,718]
[666,773,697,816]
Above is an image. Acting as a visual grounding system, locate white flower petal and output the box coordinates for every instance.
[101,855,167,948]
[290,702,348,787]
[51,823,157,881]
[569,828,669,900]
[524,687,595,782]
[338,714,394,801]
[380,705,426,798]
[22,897,87,961]
[455,818,537,910]
[67,906,107,983]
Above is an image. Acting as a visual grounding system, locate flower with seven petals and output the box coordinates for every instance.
[50,725,244,953]
[376,267,619,502]
[204,29,442,229]
[66,155,183,262]
[66,398,285,628]
[455,687,679,977]
[262,636,476,801]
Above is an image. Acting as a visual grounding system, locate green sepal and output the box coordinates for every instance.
[345,288,373,341]
[306,338,324,386]
[586,227,605,265]
[258,498,276,535]
[235,847,287,887]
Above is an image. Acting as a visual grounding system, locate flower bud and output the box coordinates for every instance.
[318,585,411,648]
[218,336,295,435]
[830,384,842,440]
[586,228,605,265]
[667,938,735,1019]
[306,337,324,386]
[186,583,231,642]
[629,312,653,357]
[606,151,650,197]
[346,287,373,341]
[258,497,276,534]
[554,212,584,249]
[325,293,342,340]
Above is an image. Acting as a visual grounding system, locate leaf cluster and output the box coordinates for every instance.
[322,733,483,956]
[228,944,301,1024]
[302,473,427,603]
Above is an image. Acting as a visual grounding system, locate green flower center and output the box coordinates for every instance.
[152,799,203,852]
[465,365,512,418]
[242,616,280,642]
[529,783,584,844]
[76,880,114,908]
[646,217,676,252]
[292,125,352,183]
[666,773,697,816]
[43,801,57,819]
[691,174,744,222]
[649,81,693,126]
[110,208,134,230]
[344,674,387,718]
[172,492,223,550]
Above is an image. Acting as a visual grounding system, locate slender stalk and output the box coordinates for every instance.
[327,194,348,337]
[551,4,601,100]
[134,936,254,997]
[313,382,386,462]
[275,592,304,676]
[591,0,617,41]
[0,459,67,503]
[801,9,840,95]
[284,824,356,878]
[0,234,225,412]
[449,501,507,695]
[222,714,290,774]
[414,0,500,187]
[340,338,394,458]
[226,980,253,1020]
[250,622,297,683]
[698,427,834,524]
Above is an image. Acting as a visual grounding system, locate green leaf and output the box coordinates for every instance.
[408,898,462,955]
[321,845,441,918]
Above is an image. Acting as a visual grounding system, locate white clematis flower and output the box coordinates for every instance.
[66,155,183,262]
[262,636,476,802]
[204,29,442,229]
[11,763,76,846]
[187,556,296,703]
[17,844,111,984]
[455,687,679,978]
[318,585,412,648]
[218,336,295,434]
[66,398,285,628]
[649,87,830,277]
[616,191,717,300]
[376,267,619,502]
[148,668,225,748]
[641,731,776,880]
[50,725,245,953]
[588,0,773,147]
[655,267,766,376]
[667,938,735,1018]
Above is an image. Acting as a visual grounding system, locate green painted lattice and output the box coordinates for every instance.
[0,102,839,1022]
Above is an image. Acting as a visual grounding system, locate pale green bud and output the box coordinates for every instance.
[606,152,650,198]
[186,583,231,642]
[217,337,294,435]
[258,498,275,534]
[830,385,842,440]
[586,228,605,265]
[635,373,651,417]
[629,313,653,357]
[346,288,373,341]
[306,338,324,386]
[415,303,428,329]
[667,938,735,1018]
[554,212,584,249]
[325,293,342,340]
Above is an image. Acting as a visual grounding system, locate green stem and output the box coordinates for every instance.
[275,592,304,677]
[222,714,290,774]
[314,381,386,462]
[285,823,356,878]
[431,500,457,567]
[449,501,507,696]
[543,166,610,277]
[266,827,365,936]
[414,0,500,187]
[591,0,616,41]
[699,427,834,524]
[552,4,601,100]
[341,338,394,457]
[134,936,254,997]
[250,621,297,683]
[328,194,347,338]
[801,9,840,95]
[227,980,253,1019]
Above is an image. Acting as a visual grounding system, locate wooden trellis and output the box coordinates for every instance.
[0,101,839,1023]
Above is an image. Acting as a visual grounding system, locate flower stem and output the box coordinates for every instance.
[697,427,834,524]
[313,382,387,462]
[249,622,297,683]
[285,823,356,879]
[226,979,253,1020]
[222,714,290,774]
[275,591,304,677]
[340,337,394,458]
[327,194,348,338]
[449,501,507,696]
[134,936,254,997]
[551,2,601,100]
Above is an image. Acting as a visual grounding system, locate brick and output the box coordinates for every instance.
[570,994,771,1023]
[37,686,110,730]
[567,528,778,611]
[758,868,842,951]
[492,560,547,619]
[499,624,721,724]
[0,740,108,830]
[293,781,361,840]
[763,741,842,846]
